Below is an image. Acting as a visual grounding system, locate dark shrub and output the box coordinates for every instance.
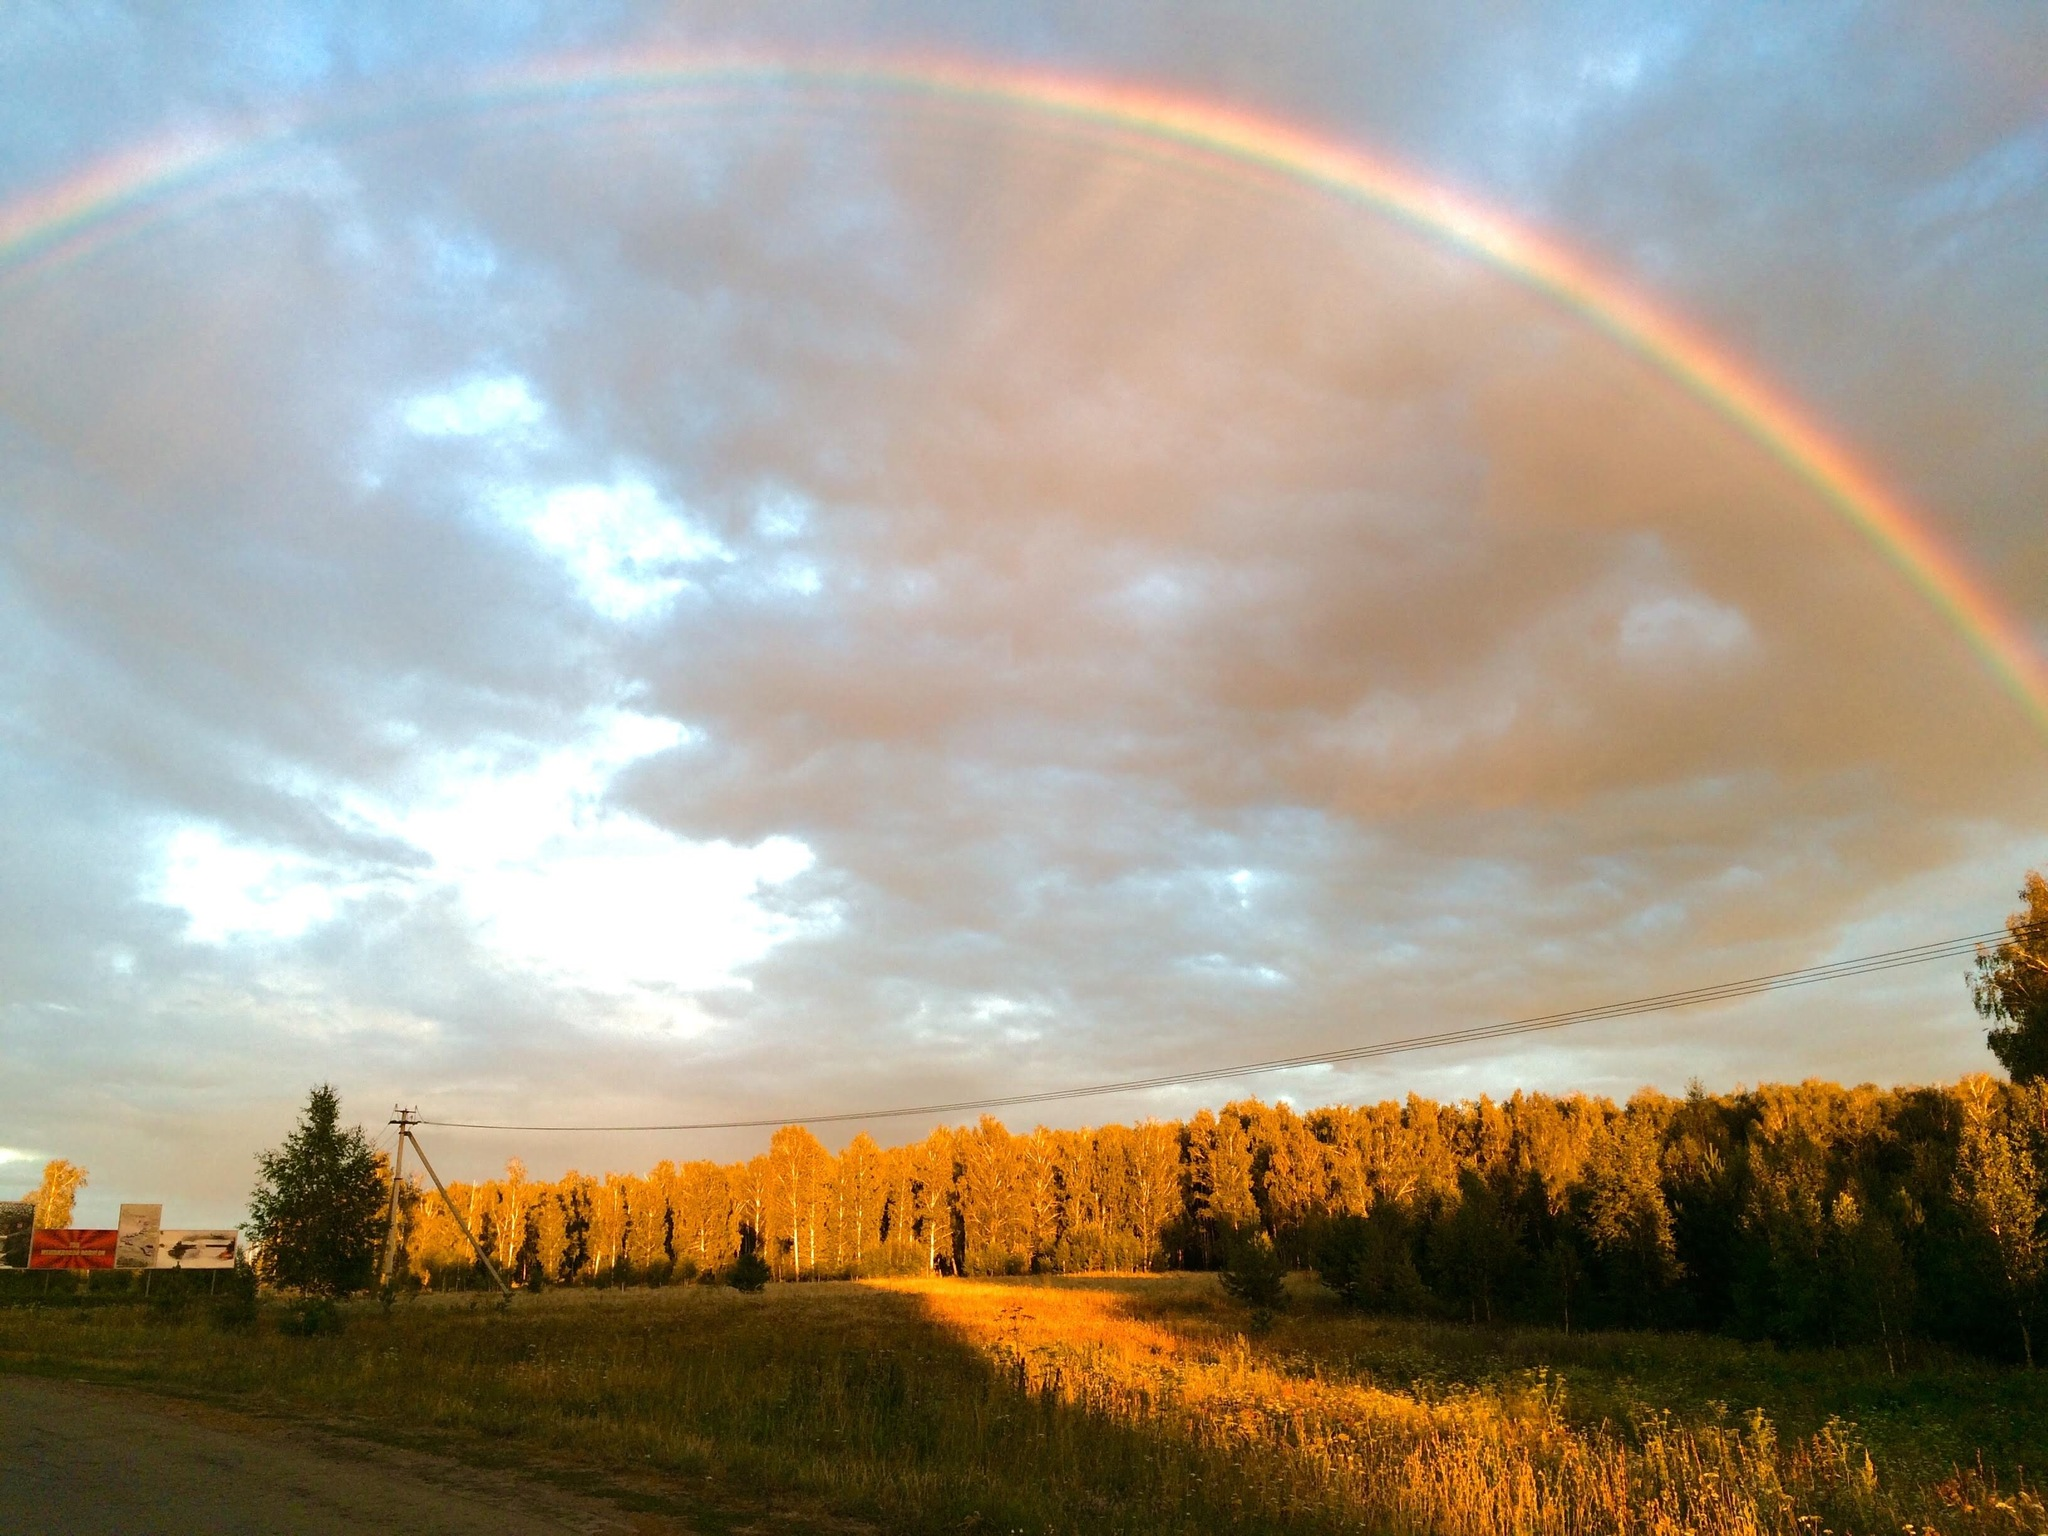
[729,1224,771,1292]
[1218,1222,1288,1327]
[1318,1208,1432,1314]
[277,1297,344,1337]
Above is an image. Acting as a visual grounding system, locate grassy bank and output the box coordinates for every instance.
[1,1273,2041,1534]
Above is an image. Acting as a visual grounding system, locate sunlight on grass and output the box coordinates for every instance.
[2,1275,2043,1534]
[900,1275,2045,1536]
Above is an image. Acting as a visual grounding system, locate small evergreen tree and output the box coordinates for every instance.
[245,1085,387,1296]
[1219,1221,1288,1327]
[728,1221,771,1292]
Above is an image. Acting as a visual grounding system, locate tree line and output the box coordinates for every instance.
[307,875,2048,1362]
[384,1073,2043,1362]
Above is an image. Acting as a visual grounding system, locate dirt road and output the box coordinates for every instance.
[0,1375,678,1535]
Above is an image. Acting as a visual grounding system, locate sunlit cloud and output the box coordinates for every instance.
[500,479,728,620]
[156,827,348,943]
[365,711,830,1000]
[155,712,832,1013]
[465,822,818,998]
[402,374,545,438]
[3,1,2046,1223]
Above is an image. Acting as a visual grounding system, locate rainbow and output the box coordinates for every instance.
[3,50,2043,736]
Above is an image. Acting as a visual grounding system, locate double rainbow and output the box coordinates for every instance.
[3,51,2042,737]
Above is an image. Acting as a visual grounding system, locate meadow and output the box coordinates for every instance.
[2,1272,2043,1535]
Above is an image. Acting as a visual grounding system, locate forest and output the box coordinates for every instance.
[395,1072,2047,1365]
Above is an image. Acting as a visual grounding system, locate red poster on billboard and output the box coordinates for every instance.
[28,1229,118,1270]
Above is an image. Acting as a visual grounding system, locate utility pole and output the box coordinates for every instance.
[379,1106,414,1289]
[403,1126,513,1301]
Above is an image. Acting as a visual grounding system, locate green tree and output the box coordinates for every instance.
[245,1085,387,1296]
[728,1222,771,1292]
[1317,1204,1431,1314]
[1824,1189,1915,1372]
[1953,1082,2045,1366]
[1975,872,2048,1083]
[1572,1099,1683,1327]
[1430,1170,1522,1323]
[1218,1220,1288,1327]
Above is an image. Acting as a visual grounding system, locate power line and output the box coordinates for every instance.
[418,919,2039,1134]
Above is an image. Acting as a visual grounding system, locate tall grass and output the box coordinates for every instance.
[909,1277,2048,1534]
[1,1275,2041,1534]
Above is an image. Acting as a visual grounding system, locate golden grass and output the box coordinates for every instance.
[893,1276,2046,1536]
[2,1274,2042,1535]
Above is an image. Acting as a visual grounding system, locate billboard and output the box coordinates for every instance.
[154,1230,238,1269]
[0,1202,32,1268]
[116,1204,163,1270]
[28,1229,117,1270]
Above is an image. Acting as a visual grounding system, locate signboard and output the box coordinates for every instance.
[153,1230,238,1269]
[115,1204,163,1270]
[28,1229,117,1270]
[0,1202,32,1268]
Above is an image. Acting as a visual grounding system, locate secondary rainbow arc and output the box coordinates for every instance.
[2,49,2042,738]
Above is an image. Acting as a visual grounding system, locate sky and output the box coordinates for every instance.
[2,2,2045,1227]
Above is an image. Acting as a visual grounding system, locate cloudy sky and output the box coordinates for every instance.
[3,3,2045,1224]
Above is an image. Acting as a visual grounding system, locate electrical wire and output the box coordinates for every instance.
[418,918,2041,1134]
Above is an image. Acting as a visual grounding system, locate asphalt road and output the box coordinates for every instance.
[0,1375,670,1535]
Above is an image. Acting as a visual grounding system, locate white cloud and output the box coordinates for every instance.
[501,479,727,620]
[1618,592,1754,665]
[1184,953,1291,986]
[1326,687,1523,768]
[152,712,829,1020]
[402,374,544,438]
[769,559,823,596]
[754,492,812,540]
[0,1147,42,1168]
[466,823,815,997]
[156,826,345,942]
[374,712,824,999]
[383,711,692,871]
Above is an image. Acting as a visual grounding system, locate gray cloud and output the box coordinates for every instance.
[2,2,2044,1224]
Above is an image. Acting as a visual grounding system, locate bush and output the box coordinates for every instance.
[211,1262,259,1331]
[146,1273,199,1320]
[276,1296,344,1337]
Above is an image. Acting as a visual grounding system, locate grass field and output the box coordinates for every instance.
[1,1273,2042,1534]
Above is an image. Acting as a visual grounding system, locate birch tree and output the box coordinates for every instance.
[30,1159,86,1230]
